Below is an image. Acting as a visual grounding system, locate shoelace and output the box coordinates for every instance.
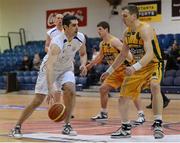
[152,121,162,129]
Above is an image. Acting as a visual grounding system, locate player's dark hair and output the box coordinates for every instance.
[97,21,110,32]
[122,5,139,18]
[62,15,78,27]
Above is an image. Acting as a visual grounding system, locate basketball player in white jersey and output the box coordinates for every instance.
[46,15,87,136]
[10,14,64,138]
[45,13,64,52]
[10,15,87,137]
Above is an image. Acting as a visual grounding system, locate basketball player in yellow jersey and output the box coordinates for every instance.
[101,5,164,139]
[86,21,145,125]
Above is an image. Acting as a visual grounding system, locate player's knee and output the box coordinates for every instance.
[32,94,45,107]
[118,96,128,105]
[150,82,160,94]
[32,98,43,107]
[64,85,75,96]
[100,85,109,94]
[118,96,123,103]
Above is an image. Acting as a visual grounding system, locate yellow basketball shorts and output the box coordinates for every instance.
[104,66,125,89]
[120,62,163,100]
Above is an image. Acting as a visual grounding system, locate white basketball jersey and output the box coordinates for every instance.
[49,32,85,72]
[47,27,63,39]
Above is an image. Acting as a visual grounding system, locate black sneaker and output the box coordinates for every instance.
[146,103,152,109]
[9,125,22,138]
[163,99,170,108]
[111,124,131,139]
[132,113,145,126]
[91,112,108,121]
[62,123,77,136]
[153,120,164,139]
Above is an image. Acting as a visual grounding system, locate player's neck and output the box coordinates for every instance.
[103,33,111,42]
[130,19,140,32]
[57,25,63,31]
[64,32,74,42]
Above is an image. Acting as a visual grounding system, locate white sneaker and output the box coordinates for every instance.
[9,126,22,138]
[91,112,108,121]
[62,123,77,136]
[132,113,145,126]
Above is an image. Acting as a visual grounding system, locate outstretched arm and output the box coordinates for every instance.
[86,46,104,70]
[46,44,60,95]
[126,25,155,76]
[79,43,88,76]
[111,38,133,64]
[107,44,129,74]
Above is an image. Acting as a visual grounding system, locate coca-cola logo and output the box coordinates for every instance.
[46,7,87,29]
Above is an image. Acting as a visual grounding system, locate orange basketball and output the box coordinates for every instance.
[48,103,66,122]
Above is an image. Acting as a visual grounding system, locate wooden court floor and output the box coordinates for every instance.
[0,92,180,142]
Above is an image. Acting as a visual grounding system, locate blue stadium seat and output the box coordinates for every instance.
[30,71,38,76]
[95,64,105,75]
[162,76,174,86]
[165,70,176,77]
[175,34,180,44]
[16,71,24,77]
[166,34,174,46]
[0,76,6,89]
[157,36,164,50]
[75,76,79,84]
[78,77,87,85]
[23,71,31,76]
[31,76,37,84]
[174,77,180,86]
[24,76,32,83]
[17,76,24,83]
[158,34,166,39]
[175,70,180,77]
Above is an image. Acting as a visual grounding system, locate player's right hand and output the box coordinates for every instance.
[46,89,55,105]
[100,72,109,82]
[86,63,92,71]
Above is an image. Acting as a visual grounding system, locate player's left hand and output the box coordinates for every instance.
[100,72,109,82]
[125,66,136,76]
[79,65,87,76]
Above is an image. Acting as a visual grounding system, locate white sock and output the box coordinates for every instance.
[138,110,144,115]
[101,108,107,113]
[122,121,130,125]
[154,115,162,121]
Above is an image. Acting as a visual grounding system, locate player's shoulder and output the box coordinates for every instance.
[123,28,129,35]
[51,32,64,45]
[75,32,85,43]
[140,21,152,31]
[77,32,85,39]
[47,27,57,35]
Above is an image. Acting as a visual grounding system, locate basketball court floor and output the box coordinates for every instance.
[0,91,180,142]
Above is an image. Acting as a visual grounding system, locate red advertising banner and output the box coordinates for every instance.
[46,7,87,29]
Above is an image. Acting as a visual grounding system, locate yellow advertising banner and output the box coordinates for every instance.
[129,1,161,22]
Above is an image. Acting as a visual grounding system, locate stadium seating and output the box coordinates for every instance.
[165,70,177,77]
[0,35,180,93]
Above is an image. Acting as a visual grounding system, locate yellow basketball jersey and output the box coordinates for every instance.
[100,36,120,66]
[124,21,163,64]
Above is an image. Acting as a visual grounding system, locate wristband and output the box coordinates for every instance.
[132,62,142,71]
[106,66,115,74]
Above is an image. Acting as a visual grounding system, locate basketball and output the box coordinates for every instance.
[48,103,66,122]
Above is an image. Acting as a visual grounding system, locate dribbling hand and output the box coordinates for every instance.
[79,65,87,76]
[46,89,55,105]
[100,72,109,82]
